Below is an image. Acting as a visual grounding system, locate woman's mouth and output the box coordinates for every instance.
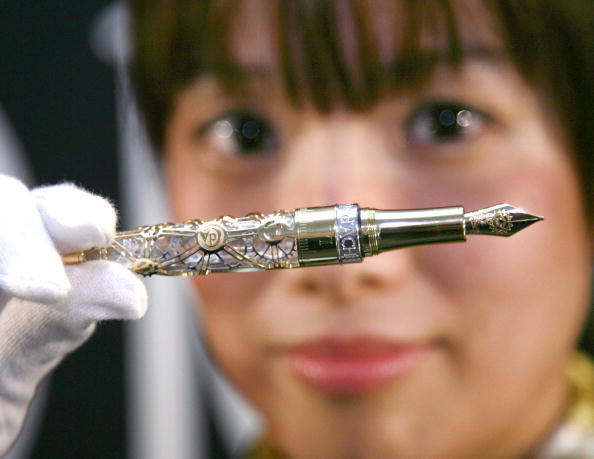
[288,337,431,396]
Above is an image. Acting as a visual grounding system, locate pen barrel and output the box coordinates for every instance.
[61,202,540,276]
[295,204,362,267]
[293,204,466,268]
[361,206,466,255]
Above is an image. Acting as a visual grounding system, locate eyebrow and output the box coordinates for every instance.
[207,46,506,80]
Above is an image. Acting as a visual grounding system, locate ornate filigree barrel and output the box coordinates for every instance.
[62,203,542,276]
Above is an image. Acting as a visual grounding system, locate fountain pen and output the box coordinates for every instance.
[62,203,543,276]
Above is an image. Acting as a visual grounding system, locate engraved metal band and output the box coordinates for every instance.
[335,204,363,263]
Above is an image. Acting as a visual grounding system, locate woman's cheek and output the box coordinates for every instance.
[410,139,590,383]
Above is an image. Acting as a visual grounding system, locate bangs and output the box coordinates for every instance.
[132,0,503,139]
[275,0,472,112]
[180,0,494,112]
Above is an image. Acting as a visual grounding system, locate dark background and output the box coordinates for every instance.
[1,1,126,457]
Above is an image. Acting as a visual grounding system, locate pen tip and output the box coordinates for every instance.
[464,203,544,237]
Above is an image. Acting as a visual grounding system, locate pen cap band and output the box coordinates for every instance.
[295,204,363,267]
[335,204,362,264]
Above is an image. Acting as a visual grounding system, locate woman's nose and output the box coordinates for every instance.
[285,249,415,306]
[277,112,399,209]
[277,112,416,305]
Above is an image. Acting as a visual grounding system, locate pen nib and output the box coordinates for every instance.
[464,203,543,237]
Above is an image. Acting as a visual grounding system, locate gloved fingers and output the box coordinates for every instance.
[0,297,96,365]
[32,183,117,253]
[0,175,70,305]
[0,297,96,455]
[59,261,148,324]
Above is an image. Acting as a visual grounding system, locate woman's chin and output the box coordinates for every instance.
[255,348,456,458]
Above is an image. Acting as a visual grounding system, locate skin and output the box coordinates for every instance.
[163,2,592,457]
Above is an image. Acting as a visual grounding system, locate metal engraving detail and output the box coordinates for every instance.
[85,211,299,276]
[467,208,513,235]
[335,204,362,263]
[197,222,227,250]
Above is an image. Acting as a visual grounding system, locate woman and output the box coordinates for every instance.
[129,0,593,457]
[0,0,592,457]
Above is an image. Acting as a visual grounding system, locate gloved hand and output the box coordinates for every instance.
[0,175,147,454]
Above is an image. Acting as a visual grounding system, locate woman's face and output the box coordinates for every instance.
[163,3,591,457]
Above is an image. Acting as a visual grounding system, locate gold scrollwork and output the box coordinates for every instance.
[469,209,513,235]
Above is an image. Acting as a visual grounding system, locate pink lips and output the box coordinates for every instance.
[289,338,430,395]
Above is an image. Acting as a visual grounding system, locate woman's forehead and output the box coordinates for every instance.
[227,0,505,75]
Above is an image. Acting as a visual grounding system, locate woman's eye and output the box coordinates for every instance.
[200,110,277,157]
[405,101,487,146]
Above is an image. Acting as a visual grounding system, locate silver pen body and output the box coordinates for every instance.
[62,203,541,276]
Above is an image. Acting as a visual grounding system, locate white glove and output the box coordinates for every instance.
[0,175,147,454]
